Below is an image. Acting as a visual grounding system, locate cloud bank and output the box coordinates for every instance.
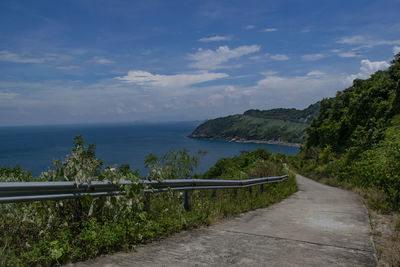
[198,35,231,42]
[0,57,392,126]
[189,45,260,69]
[116,70,228,87]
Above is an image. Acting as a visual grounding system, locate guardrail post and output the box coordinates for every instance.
[211,177,217,198]
[144,192,151,213]
[184,190,191,211]
[233,188,238,198]
[74,199,83,222]
[260,184,264,194]
[248,186,253,195]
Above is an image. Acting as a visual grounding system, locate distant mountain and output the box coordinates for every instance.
[188,102,320,145]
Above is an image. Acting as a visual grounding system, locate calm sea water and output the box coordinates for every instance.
[0,122,299,177]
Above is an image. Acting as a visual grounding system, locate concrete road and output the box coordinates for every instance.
[70,174,377,266]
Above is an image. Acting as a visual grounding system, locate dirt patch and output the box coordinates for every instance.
[368,209,400,266]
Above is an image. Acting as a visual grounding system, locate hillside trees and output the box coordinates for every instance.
[295,53,400,211]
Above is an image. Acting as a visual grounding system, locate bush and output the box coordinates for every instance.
[0,139,296,266]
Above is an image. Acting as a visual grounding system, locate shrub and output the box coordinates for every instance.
[0,139,296,266]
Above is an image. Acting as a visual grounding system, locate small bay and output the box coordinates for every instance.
[0,122,299,177]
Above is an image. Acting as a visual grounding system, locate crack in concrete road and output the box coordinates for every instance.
[68,174,377,266]
[214,228,375,253]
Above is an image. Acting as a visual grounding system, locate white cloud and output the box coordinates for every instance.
[301,53,327,61]
[263,28,278,32]
[359,59,389,74]
[249,53,268,61]
[338,52,358,58]
[0,79,161,125]
[250,73,346,109]
[0,50,45,63]
[141,49,158,56]
[373,40,400,46]
[270,54,290,61]
[245,25,255,30]
[393,46,400,55]
[261,70,278,76]
[307,71,325,76]
[198,35,231,42]
[1,56,392,126]
[116,70,228,87]
[249,55,263,61]
[331,49,358,58]
[56,65,79,70]
[224,85,236,92]
[336,35,366,45]
[300,28,311,33]
[344,59,390,84]
[247,58,391,110]
[256,74,341,92]
[89,56,115,65]
[0,77,257,125]
[0,92,19,100]
[208,93,224,105]
[250,53,290,62]
[0,50,72,64]
[337,35,400,49]
[188,45,260,69]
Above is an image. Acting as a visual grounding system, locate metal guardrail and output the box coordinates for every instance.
[0,175,288,210]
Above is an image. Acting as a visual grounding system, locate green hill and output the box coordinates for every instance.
[189,103,320,144]
[293,53,400,212]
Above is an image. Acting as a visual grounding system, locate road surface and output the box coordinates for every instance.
[69,174,377,266]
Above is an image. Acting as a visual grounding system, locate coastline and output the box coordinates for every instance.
[188,135,302,148]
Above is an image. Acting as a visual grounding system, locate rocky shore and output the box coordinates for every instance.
[188,134,302,147]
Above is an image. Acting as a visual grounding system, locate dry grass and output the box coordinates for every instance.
[368,209,400,266]
[347,187,400,267]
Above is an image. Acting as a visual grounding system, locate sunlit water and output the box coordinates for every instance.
[0,122,299,177]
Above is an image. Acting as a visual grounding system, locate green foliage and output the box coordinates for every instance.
[0,136,144,266]
[318,145,335,164]
[244,102,320,122]
[189,103,320,144]
[305,55,400,152]
[0,139,296,266]
[39,135,104,183]
[145,149,206,180]
[203,149,284,179]
[0,165,34,182]
[294,54,400,212]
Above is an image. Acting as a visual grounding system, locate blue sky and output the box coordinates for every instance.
[1,0,399,126]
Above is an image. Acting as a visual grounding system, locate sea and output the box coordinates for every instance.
[0,121,300,177]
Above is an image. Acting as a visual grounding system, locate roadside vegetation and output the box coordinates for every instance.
[0,136,296,266]
[290,53,400,266]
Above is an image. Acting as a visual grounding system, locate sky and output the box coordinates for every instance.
[0,0,400,126]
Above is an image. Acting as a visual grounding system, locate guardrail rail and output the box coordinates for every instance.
[0,174,288,211]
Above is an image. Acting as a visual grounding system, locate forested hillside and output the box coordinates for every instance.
[293,53,400,212]
[189,103,320,144]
